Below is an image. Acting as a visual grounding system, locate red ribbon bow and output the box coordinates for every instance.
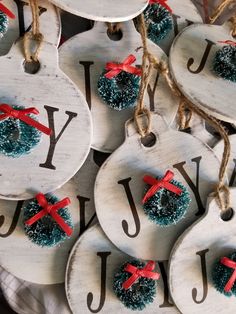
[25,193,73,236]
[122,261,160,290]
[104,54,142,79]
[218,40,236,47]
[142,170,182,204]
[220,257,236,292]
[0,2,15,19]
[149,0,172,13]
[0,104,52,136]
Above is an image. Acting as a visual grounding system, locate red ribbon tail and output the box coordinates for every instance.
[25,209,47,226]
[123,54,137,65]
[0,3,16,19]
[122,274,138,290]
[104,69,121,79]
[142,184,161,204]
[50,197,71,211]
[50,211,73,236]
[19,114,52,136]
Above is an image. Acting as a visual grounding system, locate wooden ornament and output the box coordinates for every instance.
[169,22,236,123]
[168,188,236,314]
[66,224,180,313]
[59,21,178,153]
[0,0,61,56]
[94,112,222,261]
[147,0,202,54]
[0,149,99,284]
[214,134,236,186]
[48,0,148,22]
[0,40,92,200]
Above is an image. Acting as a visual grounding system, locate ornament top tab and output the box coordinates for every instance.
[48,0,149,22]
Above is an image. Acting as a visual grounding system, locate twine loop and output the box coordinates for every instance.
[106,22,122,34]
[23,0,44,62]
[209,0,236,25]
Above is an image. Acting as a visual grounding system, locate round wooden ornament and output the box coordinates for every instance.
[168,188,236,314]
[169,22,236,123]
[0,40,92,200]
[0,149,100,284]
[0,0,61,56]
[214,134,236,187]
[48,0,148,22]
[66,224,180,313]
[94,112,222,261]
[59,21,178,153]
[142,0,202,54]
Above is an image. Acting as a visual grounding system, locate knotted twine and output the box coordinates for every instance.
[23,0,44,62]
[135,12,231,212]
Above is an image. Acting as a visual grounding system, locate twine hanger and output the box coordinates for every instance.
[23,0,44,62]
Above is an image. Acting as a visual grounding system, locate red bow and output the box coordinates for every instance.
[218,40,236,47]
[220,257,236,292]
[122,261,160,290]
[0,2,15,19]
[149,0,172,13]
[104,54,142,79]
[25,193,73,236]
[142,170,182,204]
[0,104,52,136]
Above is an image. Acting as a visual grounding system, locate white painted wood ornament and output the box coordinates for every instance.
[214,134,236,187]
[59,21,178,153]
[0,40,92,200]
[66,224,180,313]
[168,188,236,314]
[141,0,202,54]
[48,0,148,22]
[0,0,61,56]
[0,149,100,284]
[169,22,236,123]
[94,113,222,260]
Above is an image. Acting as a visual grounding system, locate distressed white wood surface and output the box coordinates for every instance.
[168,188,236,314]
[66,224,180,314]
[0,40,92,200]
[0,0,61,56]
[94,113,222,260]
[48,0,148,22]
[169,23,236,123]
[59,21,178,153]
[214,134,236,186]
[188,113,218,148]
[0,149,99,284]
[148,0,202,54]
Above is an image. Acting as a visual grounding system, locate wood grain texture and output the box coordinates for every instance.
[59,21,178,153]
[0,149,98,284]
[0,0,61,56]
[168,188,236,314]
[48,0,148,22]
[169,22,236,123]
[66,224,180,314]
[150,0,202,54]
[0,40,92,200]
[214,134,236,185]
[94,113,222,260]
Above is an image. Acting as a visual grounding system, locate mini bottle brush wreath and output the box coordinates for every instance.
[24,193,74,247]
[0,3,15,38]
[97,54,141,111]
[0,104,52,158]
[143,0,173,45]
[213,41,236,83]
[113,260,160,310]
[212,252,236,297]
[142,170,191,226]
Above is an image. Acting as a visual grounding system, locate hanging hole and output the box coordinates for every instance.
[220,208,234,221]
[107,28,123,41]
[141,132,156,147]
[24,59,40,74]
